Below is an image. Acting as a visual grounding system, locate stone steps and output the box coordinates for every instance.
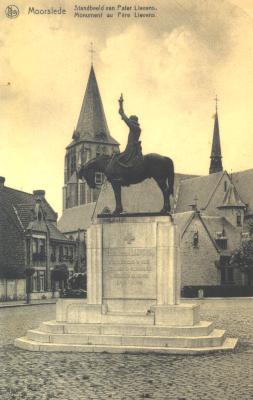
[101,312,155,325]
[26,327,226,348]
[14,336,238,355]
[40,320,215,337]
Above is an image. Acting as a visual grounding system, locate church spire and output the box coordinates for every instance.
[209,96,223,174]
[74,65,111,141]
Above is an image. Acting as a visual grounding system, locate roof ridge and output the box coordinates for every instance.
[3,186,33,196]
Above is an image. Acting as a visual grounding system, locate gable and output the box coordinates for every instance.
[232,169,253,215]
[0,187,57,229]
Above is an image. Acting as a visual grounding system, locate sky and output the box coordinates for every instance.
[1,0,253,215]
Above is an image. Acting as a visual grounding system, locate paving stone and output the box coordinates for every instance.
[0,302,253,399]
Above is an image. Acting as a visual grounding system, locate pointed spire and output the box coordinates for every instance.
[209,96,223,174]
[74,65,116,143]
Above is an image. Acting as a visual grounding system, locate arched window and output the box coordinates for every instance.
[70,152,76,175]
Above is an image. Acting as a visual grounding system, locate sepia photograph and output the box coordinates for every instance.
[1,0,253,399]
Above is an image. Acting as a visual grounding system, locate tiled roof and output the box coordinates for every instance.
[58,173,197,233]
[47,222,72,242]
[58,202,96,233]
[173,211,195,236]
[174,171,225,213]
[68,66,119,148]
[0,185,72,278]
[231,169,253,214]
[27,220,48,233]
[0,186,57,228]
[96,173,197,216]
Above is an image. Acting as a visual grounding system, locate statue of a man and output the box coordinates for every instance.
[107,95,143,179]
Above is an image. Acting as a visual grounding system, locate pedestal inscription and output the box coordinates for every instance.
[102,221,157,299]
[103,247,156,299]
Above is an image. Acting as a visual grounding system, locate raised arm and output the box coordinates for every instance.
[118,94,131,127]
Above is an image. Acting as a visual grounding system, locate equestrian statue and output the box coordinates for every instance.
[78,94,174,215]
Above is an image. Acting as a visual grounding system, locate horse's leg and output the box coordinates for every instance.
[155,179,171,213]
[111,181,123,214]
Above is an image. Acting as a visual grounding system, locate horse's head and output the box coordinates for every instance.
[78,160,96,189]
[78,155,112,189]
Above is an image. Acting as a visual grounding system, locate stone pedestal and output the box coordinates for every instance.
[87,215,181,313]
[15,214,238,354]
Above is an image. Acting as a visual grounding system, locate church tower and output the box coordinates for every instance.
[63,64,119,211]
[209,96,223,174]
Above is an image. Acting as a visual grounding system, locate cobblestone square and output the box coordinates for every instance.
[0,299,253,400]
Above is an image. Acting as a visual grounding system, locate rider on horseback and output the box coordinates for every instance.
[107,94,144,183]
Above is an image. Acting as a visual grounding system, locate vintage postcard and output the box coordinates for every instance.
[1,1,253,399]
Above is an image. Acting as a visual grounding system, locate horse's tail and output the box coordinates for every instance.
[166,157,174,196]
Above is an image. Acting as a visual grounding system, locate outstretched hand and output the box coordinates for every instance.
[119,93,124,105]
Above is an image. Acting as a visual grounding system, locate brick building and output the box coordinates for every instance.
[0,178,76,300]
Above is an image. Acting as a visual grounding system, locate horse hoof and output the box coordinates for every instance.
[160,208,171,215]
[112,209,123,216]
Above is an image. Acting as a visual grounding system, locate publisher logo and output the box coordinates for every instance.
[5,5,19,18]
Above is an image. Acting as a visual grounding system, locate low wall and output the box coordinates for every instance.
[0,279,26,301]
[30,291,60,300]
[0,279,59,301]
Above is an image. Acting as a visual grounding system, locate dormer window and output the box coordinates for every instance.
[193,231,199,248]
[95,172,103,185]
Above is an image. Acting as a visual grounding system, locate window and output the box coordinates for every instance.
[39,272,45,292]
[236,212,242,227]
[70,153,76,175]
[64,247,69,257]
[193,232,199,248]
[33,274,38,292]
[96,146,101,158]
[220,257,234,284]
[70,247,74,259]
[224,181,227,192]
[80,183,86,205]
[51,246,56,262]
[221,268,234,284]
[59,246,63,261]
[26,239,31,265]
[95,172,103,185]
[32,238,46,262]
[216,238,227,250]
[39,239,45,255]
[32,238,39,253]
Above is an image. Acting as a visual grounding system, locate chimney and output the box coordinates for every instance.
[33,190,45,200]
[0,176,5,189]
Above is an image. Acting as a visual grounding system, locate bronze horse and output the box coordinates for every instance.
[78,153,174,215]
